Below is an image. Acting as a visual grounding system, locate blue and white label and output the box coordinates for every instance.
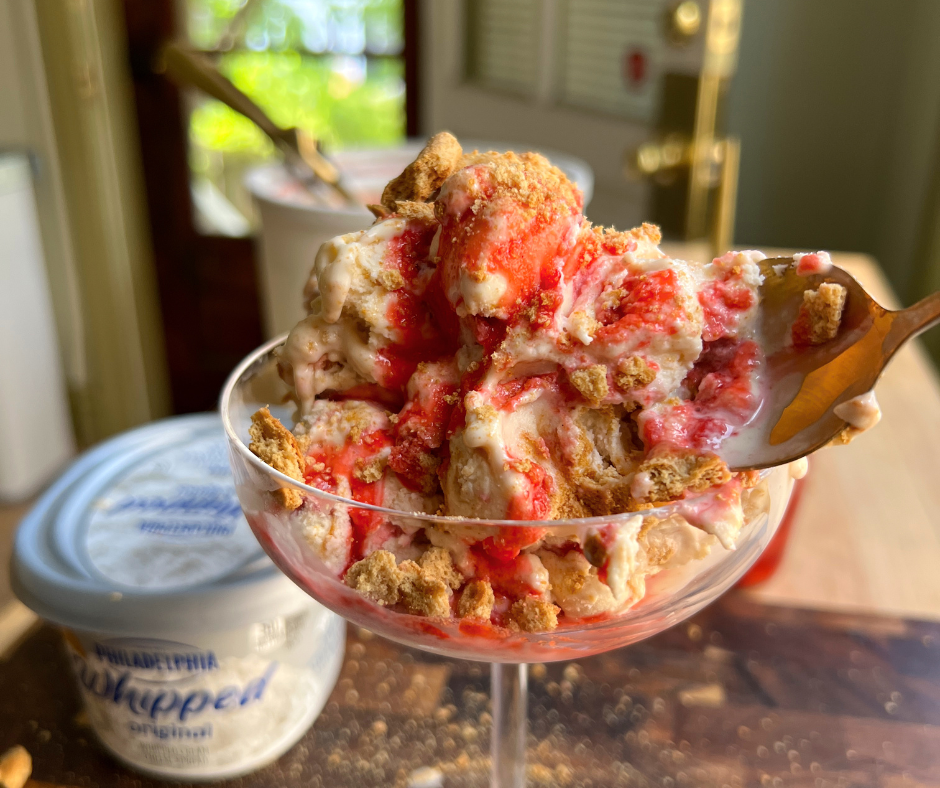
[84,434,262,590]
[63,629,331,776]
[72,643,277,724]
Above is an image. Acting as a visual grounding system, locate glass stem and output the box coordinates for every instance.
[490,662,528,788]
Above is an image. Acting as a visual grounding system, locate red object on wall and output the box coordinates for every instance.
[737,470,808,588]
[624,48,648,89]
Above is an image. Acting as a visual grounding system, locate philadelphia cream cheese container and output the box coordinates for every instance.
[12,414,345,780]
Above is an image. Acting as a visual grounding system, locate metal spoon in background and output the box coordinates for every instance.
[723,258,940,471]
[159,42,360,208]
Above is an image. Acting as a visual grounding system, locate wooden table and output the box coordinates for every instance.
[4,598,940,788]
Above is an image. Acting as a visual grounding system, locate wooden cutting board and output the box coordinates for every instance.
[2,596,940,787]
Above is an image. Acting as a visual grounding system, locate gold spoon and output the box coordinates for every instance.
[159,42,360,208]
[723,257,940,471]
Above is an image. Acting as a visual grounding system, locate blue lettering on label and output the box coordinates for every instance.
[128,720,214,741]
[93,643,220,673]
[111,485,243,521]
[71,653,278,722]
[137,521,236,538]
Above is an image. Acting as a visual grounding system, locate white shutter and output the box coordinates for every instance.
[559,0,665,122]
[467,0,540,96]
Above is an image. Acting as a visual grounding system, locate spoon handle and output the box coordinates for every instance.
[894,290,940,339]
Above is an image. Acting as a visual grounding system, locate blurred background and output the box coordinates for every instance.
[2,0,940,504]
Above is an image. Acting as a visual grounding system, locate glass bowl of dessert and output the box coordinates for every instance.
[221,339,795,663]
[219,133,837,784]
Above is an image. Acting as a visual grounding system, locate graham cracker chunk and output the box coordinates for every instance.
[419,547,463,590]
[794,282,846,345]
[395,201,437,221]
[353,455,387,483]
[509,598,559,632]
[345,550,401,606]
[249,407,305,510]
[636,451,731,504]
[569,365,609,403]
[0,746,31,788]
[399,561,452,618]
[381,132,463,210]
[615,356,655,391]
[458,580,495,620]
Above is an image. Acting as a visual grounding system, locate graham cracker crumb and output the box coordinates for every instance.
[353,455,387,484]
[510,458,533,474]
[376,269,405,291]
[395,200,437,221]
[569,365,609,403]
[739,470,761,488]
[458,580,495,619]
[418,451,441,471]
[249,407,304,480]
[443,392,459,405]
[615,356,656,391]
[399,560,451,618]
[509,598,560,633]
[249,407,305,510]
[0,746,31,788]
[634,222,662,246]
[470,151,579,217]
[381,132,463,210]
[794,282,846,345]
[271,488,302,510]
[636,451,732,504]
[367,203,392,220]
[600,287,626,310]
[576,481,640,517]
[419,547,463,590]
[640,521,680,567]
[345,550,401,606]
[550,563,588,598]
[575,222,661,264]
[568,310,600,343]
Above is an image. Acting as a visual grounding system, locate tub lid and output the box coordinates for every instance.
[12,414,316,636]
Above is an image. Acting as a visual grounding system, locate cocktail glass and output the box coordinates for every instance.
[221,335,794,787]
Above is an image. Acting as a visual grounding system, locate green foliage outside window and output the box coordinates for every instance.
[182,0,405,231]
[190,52,405,160]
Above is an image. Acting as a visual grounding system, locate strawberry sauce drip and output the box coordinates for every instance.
[304,428,394,561]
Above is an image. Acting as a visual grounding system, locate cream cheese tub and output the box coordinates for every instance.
[12,414,345,780]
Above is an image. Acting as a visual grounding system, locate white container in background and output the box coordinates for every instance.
[246,140,594,337]
[12,414,345,781]
[0,152,74,500]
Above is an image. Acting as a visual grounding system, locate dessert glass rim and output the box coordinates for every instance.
[221,333,774,529]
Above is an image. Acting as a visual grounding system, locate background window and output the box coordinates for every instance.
[181,0,406,235]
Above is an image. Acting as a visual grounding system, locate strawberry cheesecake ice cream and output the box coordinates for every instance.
[246,133,846,633]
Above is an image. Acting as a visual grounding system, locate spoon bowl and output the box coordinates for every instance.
[724,257,940,471]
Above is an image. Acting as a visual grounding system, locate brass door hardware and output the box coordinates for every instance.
[629,0,743,256]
